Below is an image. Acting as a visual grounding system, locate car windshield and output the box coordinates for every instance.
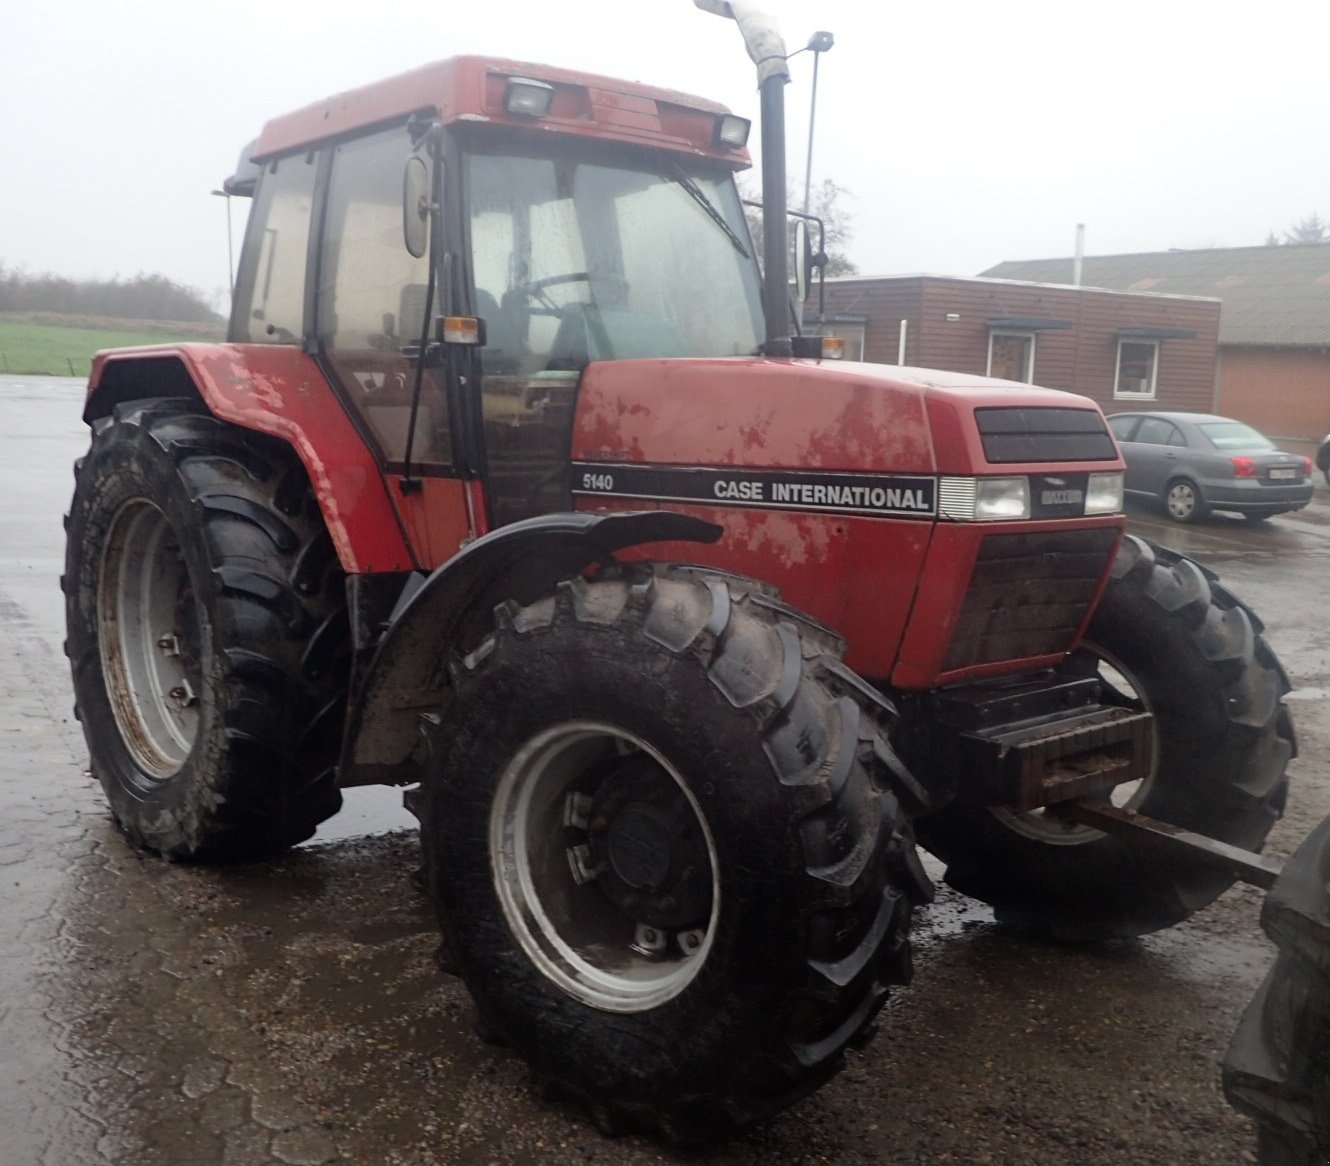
[1197,421,1275,451]
[466,142,764,372]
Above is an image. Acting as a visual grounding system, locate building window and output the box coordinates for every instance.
[988,331,1035,383]
[1115,339,1159,399]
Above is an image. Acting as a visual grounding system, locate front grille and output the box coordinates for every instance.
[943,528,1118,670]
[976,407,1116,463]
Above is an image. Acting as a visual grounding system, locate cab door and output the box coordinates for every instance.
[316,125,476,568]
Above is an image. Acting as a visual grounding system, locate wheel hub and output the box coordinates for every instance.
[489,722,719,1013]
[606,805,672,889]
[98,499,203,779]
[587,757,713,930]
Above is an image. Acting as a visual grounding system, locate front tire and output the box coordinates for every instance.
[63,399,347,860]
[915,535,1293,940]
[420,564,931,1141]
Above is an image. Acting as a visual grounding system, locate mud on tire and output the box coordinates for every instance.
[915,534,1293,940]
[419,563,932,1142]
[63,399,347,860]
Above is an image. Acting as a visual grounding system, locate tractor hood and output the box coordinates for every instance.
[571,357,1121,479]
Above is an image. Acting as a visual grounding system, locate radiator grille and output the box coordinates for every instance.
[943,528,1119,670]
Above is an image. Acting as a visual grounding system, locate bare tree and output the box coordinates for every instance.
[740,177,859,277]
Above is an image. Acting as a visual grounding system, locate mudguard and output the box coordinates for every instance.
[338,509,722,786]
[86,344,415,573]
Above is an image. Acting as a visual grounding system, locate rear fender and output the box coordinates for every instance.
[85,344,415,573]
[338,509,722,787]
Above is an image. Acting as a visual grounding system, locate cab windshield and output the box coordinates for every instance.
[466,144,763,375]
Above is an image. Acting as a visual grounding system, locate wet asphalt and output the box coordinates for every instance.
[3,373,1328,1165]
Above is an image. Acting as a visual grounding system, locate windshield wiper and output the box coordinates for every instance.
[666,164,750,258]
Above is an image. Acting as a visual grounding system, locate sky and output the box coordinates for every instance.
[4,0,1327,310]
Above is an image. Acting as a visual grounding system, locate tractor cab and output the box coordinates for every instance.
[224,57,768,535]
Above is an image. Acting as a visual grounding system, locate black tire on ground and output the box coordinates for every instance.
[914,534,1293,941]
[419,563,932,1142]
[1163,476,1208,523]
[1224,813,1330,1164]
[63,398,348,860]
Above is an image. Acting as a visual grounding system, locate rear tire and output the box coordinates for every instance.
[1224,814,1330,1163]
[1164,477,1207,523]
[915,535,1292,940]
[420,563,931,1142]
[63,399,347,860]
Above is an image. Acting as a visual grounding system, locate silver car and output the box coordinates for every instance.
[1107,411,1313,523]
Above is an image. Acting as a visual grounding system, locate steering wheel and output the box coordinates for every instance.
[512,271,629,314]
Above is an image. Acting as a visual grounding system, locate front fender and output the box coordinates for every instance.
[338,509,722,786]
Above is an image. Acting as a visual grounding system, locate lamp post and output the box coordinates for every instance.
[800,30,834,214]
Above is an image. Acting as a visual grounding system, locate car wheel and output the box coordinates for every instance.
[1163,478,1207,523]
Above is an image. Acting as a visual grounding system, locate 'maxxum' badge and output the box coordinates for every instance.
[572,463,937,518]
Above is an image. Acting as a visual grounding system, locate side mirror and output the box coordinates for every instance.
[402,156,430,259]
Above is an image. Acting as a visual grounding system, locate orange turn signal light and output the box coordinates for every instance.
[440,316,486,346]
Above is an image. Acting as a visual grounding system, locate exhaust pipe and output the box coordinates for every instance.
[695,1,792,357]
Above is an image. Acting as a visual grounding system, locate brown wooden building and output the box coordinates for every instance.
[984,245,1330,457]
[809,274,1222,416]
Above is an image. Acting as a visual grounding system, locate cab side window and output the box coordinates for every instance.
[230,152,317,344]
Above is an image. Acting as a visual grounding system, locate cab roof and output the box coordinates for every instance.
[251,55,749,167]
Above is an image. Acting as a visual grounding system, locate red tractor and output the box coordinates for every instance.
[64,1,1294,1143]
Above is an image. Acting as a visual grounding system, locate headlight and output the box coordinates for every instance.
[1084,471,1124,515]
[938,476,1031,521]
[939,473,1122,520]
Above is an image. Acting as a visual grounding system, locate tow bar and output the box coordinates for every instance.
[1053,801,1283,890]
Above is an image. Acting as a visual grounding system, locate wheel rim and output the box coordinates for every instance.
[1166,482,1196,520]
[489,722,719,1013]
[97,499,203,779]
[991,647,1159,846]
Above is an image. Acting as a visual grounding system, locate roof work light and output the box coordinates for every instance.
[504,77,555,118]
[715,114,751,148]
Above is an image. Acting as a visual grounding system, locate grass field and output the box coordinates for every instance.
[0,314,225,377]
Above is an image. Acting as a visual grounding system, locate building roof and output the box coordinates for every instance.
[981,245,1330,348]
